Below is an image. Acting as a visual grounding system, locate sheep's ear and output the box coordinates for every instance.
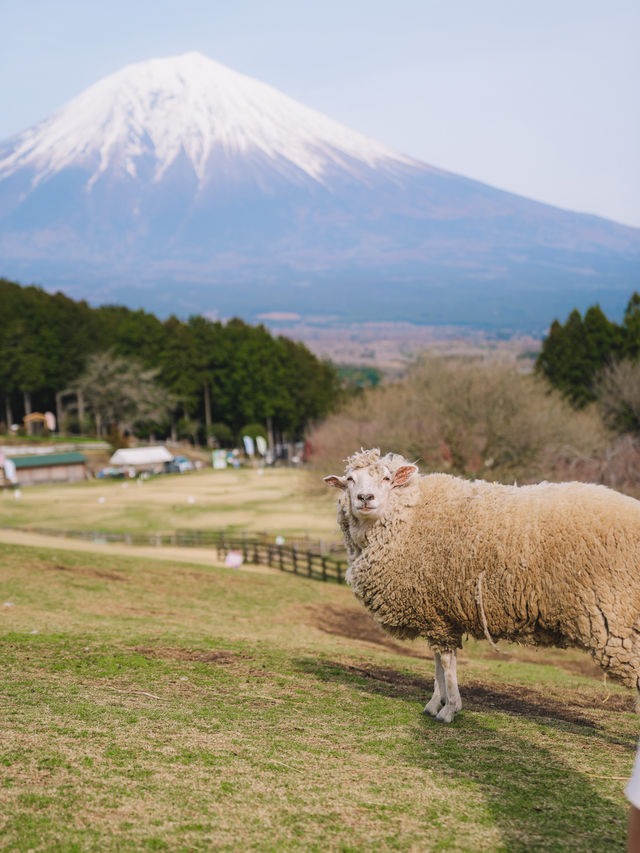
[392,465,418,487]
[324,475,347,489]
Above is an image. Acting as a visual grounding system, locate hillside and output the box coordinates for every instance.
[0,537,634,851]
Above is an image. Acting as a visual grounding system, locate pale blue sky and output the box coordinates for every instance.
[1,0,638,226]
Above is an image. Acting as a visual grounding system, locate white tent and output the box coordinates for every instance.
[109,446,173,467]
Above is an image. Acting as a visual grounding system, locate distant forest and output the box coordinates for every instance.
[0,278,339,444]
[4,274,640,448]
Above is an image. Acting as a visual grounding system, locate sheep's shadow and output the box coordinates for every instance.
[297,657,634,851]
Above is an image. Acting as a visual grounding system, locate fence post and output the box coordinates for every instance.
[242,531,248,563]
[278,545,284,572]
[292,546,298,574]
[321,555,327,582]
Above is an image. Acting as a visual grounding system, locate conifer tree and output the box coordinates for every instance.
[537,293,640,411]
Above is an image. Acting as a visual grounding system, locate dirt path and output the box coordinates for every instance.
[0,528,277,575]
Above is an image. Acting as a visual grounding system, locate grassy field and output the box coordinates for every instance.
[0,467,340,542]
[0,534,637,852]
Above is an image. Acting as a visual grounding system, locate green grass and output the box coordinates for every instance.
[0,541,637,851]
[0,433,107,445]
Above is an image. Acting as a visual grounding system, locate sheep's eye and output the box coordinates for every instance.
[383,476,391,482]
[346,476,354,483]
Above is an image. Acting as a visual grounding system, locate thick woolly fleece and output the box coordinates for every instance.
[338,450,640,690]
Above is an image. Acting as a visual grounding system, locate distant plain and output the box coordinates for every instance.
[0,467,340,542]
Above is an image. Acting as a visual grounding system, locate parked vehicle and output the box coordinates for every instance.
[96,466,134,479]
[173,455,194,472]
[163,455,194,474]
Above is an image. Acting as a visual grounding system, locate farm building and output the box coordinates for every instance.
[9,452,88,486]
[109,446,173,473]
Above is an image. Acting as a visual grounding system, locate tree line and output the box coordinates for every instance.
[0,278,339,444]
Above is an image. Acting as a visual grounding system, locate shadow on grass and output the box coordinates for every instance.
[297,657,633,852]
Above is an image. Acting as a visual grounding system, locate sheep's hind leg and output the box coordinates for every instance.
[434,650,462,724]
[423,651,446,717]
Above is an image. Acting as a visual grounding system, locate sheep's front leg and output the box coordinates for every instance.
[434,649,462,723]
[423,651,445,717]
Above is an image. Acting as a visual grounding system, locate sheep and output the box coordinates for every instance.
[324,448,640,723]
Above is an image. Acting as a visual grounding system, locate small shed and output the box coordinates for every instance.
[23,412,48,436]
[10,452,88,486]
[109,446,173,473]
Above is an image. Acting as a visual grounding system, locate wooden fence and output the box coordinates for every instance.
[3,526,348,584]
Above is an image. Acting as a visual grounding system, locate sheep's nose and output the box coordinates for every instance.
[358,493,375,503]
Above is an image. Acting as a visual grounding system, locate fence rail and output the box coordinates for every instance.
[2,525,348,584]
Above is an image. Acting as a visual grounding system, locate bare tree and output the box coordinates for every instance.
[309,355,608,483]
[66,351,174,437]
[595,359,640,434]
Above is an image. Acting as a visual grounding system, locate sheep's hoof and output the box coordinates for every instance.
[435,705,458,724]
[423,699,444,717]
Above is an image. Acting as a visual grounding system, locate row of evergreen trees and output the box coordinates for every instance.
[535,293,640,407]
[0,278,339,443]
[5,274,638,445]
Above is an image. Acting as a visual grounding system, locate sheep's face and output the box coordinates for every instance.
[324,462,418,522]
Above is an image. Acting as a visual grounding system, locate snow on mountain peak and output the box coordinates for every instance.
[0,52,417,191]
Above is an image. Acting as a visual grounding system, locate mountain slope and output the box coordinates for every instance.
[0,52,638,328]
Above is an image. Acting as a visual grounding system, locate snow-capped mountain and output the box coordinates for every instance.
[0,52,638,328]
[0,52,421,192]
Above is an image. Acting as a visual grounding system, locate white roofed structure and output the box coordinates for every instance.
[109,446,173,467]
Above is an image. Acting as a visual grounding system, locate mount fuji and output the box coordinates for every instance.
[0,51,638,328]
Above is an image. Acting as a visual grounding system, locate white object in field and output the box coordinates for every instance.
[109,446,173,466]
[225,550,243,569]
